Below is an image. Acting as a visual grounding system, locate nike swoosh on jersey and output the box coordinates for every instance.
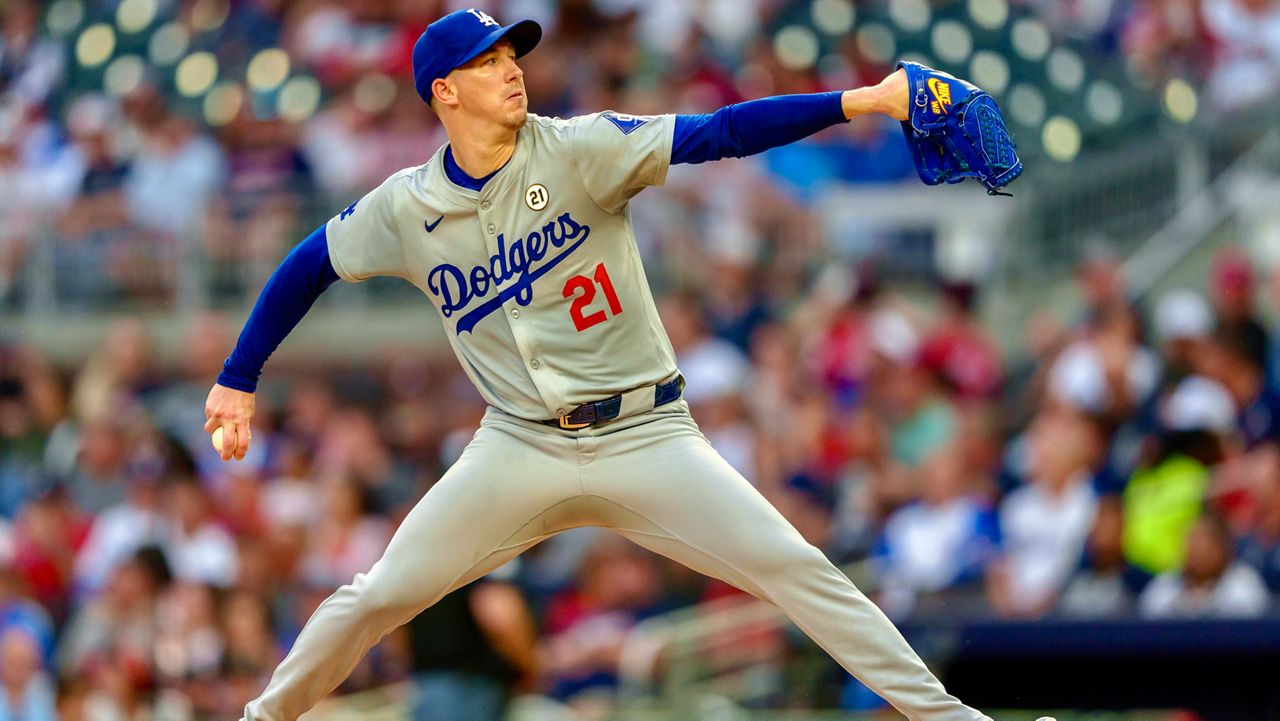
[424,215,444,233]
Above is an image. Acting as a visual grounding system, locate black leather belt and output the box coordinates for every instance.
[540,376,684,430]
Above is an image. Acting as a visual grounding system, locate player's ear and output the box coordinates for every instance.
[431,77,459,109]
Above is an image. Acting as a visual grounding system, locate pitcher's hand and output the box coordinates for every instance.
[204,383,255,461]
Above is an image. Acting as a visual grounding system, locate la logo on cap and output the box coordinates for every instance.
[468,9,499,27]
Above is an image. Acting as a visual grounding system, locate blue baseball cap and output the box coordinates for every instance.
[412,8,542,105]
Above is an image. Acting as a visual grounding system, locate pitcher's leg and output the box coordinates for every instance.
[590,414,989,721]
[244,421,577,721]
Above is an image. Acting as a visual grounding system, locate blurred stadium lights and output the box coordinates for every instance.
[967,0,1009,31]
[149,22,189,66]
[931,21,973,65]
[76,23,116,68]
[855,23,896,64]
[1165,78,1198,123]
[1042,115,1082,162]
[1047,47,1086,93]
[1010,17,1050,62]
[969,51,1010,95]
[247,48,291,93]
[773,25,821,71]
[810,0,855,37]
[42,0,1189,167]
[116,0,158,35]
[46,0,84,38]
[278,76,322,123]
[175,51,218,97]
[1007,83,1046,128]
[1086,81,1124,126]
[104,54,146,97]
[889,0,932,33]
[353,73,397,115]
[203,82,243,126]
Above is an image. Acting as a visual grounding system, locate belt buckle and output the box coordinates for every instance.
[558,415,591,430]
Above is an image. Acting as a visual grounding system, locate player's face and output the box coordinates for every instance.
[452,39,527,130]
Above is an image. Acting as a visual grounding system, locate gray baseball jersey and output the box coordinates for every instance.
[326,111,678,420]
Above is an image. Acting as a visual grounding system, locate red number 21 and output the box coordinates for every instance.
[563,263,623,332]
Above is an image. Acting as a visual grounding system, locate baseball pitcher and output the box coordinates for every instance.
[204,9,1032,721]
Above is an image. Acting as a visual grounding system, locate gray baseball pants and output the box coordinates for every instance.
[243,402,989,721]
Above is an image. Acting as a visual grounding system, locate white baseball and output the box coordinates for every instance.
[212,426,225,454]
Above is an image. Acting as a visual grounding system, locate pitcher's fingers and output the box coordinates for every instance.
[220,421,238,462]
[234,424,251,461]
[204,416,220,434]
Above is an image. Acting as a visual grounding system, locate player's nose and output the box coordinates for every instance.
[504,58,523,83]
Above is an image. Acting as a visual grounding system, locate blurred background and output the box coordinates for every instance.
[2,0,1280,719]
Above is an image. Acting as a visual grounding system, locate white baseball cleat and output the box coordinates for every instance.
[1034,717,1058,721]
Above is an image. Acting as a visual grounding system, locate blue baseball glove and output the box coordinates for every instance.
[897,61,1023,196]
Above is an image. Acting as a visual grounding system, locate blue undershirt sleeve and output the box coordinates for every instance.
[216,225,341,393]
[671,91,848,165]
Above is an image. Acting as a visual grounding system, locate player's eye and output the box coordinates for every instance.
[485,57,497,65]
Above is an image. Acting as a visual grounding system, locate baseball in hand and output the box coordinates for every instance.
[211,427,224,454]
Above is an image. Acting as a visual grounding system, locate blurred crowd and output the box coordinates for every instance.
[3,0,1280,307]
[5,0,1280,720]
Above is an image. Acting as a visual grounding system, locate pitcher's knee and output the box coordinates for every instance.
[343,571,430,625]
[332,573,407,622]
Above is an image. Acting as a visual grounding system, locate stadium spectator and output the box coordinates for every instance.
[152,579,223,708]
[1138,510,1271,618]
[0,535,55,668]
[163,476,237,588]
[123,99,226,240]
[217,590,281,716]
[1201,0,1280,111]
[299,476,392,590]
[539,535,663,711]
[1048,302,1160,423]
[1152,288,1214,390]
[1209,248,1269,369]
[1121,0,1215,85]
[988,406,1102,617]
[1058,495,1151,617]
[919,282,1003,402]
[57,547,168,681]
[1124,375,1234,574]
[71,467,167,600]
[874,443,1000,619]
[1195,324,1280,449]
[404,562,538,721]
[0,0,65,108]
[1236,444,1280,590]
[7,486,88,622]
[0,625,55,721]
[867,309,957,468]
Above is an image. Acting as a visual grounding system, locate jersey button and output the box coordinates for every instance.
[556,408,566,417]
[530,359,540,369]
[511,309,520,319]
[481,201,491,210]
[487,223,496,234]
